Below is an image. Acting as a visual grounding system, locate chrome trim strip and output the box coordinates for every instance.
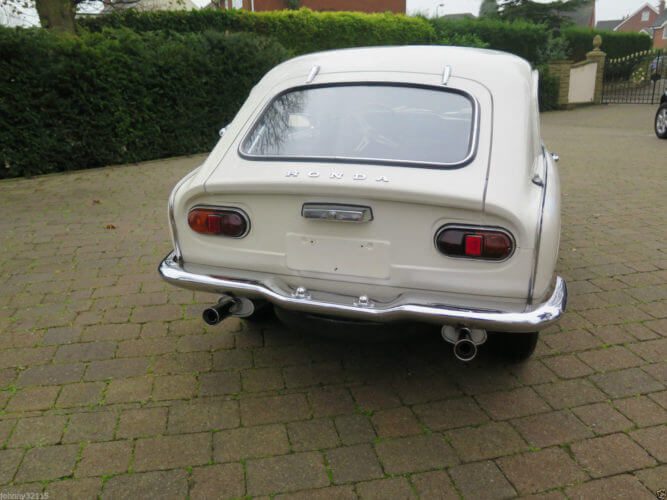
[188,205,251,239]
[433,224,516,262]
[168,168,200,263]
[158,252,567,332]
[301,203,373,223]
[442,65,452,85]
[238,82,480,170]
[528,149,549,304]
[306,65,320,83]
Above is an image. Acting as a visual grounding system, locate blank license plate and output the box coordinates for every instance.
[285,233,390,279]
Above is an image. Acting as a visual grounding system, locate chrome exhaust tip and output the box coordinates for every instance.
[202,296,236,325]
[203,296,257,325]
[441,326,486,362]
[453,337,478,362]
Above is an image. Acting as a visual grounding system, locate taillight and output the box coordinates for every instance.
[436,226,513,260]
[187,207,249,238]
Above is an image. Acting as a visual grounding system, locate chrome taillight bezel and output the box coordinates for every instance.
[187,206,251,239]
[434,224,516,262]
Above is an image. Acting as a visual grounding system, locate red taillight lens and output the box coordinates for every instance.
[188,208,249,238]
[464,235,483,257]
[436,227,513,260]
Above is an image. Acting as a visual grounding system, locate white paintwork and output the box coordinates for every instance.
[569,62,597,104]
[168,46,563,319]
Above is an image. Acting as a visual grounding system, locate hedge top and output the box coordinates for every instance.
[562,26,652,61]
[78,8,653,64]
[79,8,437,55]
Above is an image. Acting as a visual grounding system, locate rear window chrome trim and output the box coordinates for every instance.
[238,82,480,170]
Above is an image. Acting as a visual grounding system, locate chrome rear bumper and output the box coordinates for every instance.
[158,252,567,332]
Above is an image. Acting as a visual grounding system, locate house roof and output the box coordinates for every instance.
[653,10,667,28]
[596,19,622,30]
[613,2,660,31]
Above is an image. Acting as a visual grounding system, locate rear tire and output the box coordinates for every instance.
[656,103,667,139]
[489,331,539,362]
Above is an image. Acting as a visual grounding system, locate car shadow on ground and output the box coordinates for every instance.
[244,309,524,397]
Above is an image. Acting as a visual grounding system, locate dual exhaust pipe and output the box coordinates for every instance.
[442,326,487,362]
[202,296,255,325]
[204,297,485,363]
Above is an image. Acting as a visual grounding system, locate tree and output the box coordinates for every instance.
[35,0,76,32]
[479,0,498,18]
[498,0,591,31]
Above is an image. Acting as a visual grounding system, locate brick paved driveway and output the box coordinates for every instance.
[1,104,666,499]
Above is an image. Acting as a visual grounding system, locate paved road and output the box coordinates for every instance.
[0,105,665,498]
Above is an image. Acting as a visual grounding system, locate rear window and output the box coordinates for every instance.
[240,84,477,168]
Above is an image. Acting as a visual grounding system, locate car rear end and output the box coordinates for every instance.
[159,47,566,358]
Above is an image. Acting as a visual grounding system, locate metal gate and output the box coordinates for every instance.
[602,49,667,104]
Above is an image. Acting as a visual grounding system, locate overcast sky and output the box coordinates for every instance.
[407,0,662,21]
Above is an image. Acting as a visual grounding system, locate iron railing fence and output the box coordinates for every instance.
[602,49,667,104]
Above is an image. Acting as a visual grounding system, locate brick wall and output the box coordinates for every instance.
[548,60,572,109]
[653,26,667,48]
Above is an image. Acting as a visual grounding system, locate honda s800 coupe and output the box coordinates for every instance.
[159,46,567,362]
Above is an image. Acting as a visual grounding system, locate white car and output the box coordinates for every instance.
[159,46,567,362]
[656,90,667,139]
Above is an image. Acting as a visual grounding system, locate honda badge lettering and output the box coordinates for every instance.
[284,171,388,183]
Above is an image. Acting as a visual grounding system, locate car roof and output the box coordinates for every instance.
[260,46,533,88]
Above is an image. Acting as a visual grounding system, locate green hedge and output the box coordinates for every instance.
[79,8,436,54]
[562,27,653,61]
[537,67,559,111]
[428,17,557,108]
[81,10,549,62]
[4,10,564,178]
[430,17,550,65]
[0,27,289,178]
